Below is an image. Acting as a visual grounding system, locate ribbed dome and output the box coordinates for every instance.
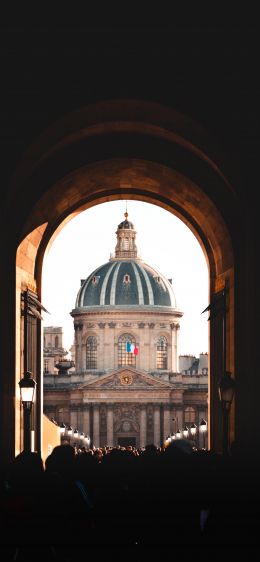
[117,210,134,230]
[75,260,176,309]
[118,219,134,230]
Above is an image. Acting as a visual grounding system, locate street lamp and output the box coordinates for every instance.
[199,418,207,449]
[59,422,66,441]
[218,371,235,455]
[176,429,181,439]
[190,423,197,437]
[183,426,189,438]
[190,423,197,447]
[18,371,37,452]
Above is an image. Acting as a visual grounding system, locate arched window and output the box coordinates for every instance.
[118,333,136,367]
[122,237,129,250]
[156,336,168,369]
[86,336,97,369]
[184,406,196,424]
[54,335,59,348]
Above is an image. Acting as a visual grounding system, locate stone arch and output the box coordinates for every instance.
[6,99,236,464]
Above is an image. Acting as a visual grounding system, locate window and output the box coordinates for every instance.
[118,333,136,367]
[122,237,129,250]
[123,274,130,284]
[86,336,97,369]
[54,335,59,348]
[44,360,49,374]
[184,406,196,423]
[156,336,168,369]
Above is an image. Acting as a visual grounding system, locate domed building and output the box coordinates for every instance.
[44,213,208,448]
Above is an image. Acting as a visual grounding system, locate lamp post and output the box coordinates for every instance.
[79,432,85,447]
[85,435,90,449]
[73,428,79,449]
[199,418,207,449]
[183,426,189,439]
[190,423,197,448]
[59,422,66,442]
[218,371,235,455]
[18,371,37,453]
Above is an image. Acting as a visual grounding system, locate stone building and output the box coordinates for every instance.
[43,326,69,374]
[43,213,208,448]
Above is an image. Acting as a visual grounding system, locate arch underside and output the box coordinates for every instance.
[13,101,235,457]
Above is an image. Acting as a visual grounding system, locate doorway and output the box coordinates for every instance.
[118,437,137,448]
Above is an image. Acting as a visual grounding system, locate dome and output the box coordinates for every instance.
[73,212,180,313]
[117,210,134,230]
[118,219,134,230]
[75,260,177,310]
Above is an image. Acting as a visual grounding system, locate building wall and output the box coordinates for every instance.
[73,311,181,374]
[42,414,60,465]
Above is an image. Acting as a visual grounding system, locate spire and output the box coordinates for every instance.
[113,211,139,260]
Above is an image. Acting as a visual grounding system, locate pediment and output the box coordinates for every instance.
[81,368,173,390]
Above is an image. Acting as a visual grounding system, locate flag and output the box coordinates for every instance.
[126,341,131,352]
[134,346,138,355]
[130,343,135,353]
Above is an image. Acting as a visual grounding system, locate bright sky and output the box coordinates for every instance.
[42,200,209,357]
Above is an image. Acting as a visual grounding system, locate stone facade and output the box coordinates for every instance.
[43,326,69,374]
[43,214,208,447]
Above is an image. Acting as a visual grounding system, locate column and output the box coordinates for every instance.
[140,405,147,448]
[153,405,161,447]
[163,405,171,440]
[170,323,180,372]
[106,404,114,447]
[74,326,80,372]
[176,408,183,433]
[75,324,83,372]
[93,404,100,448]
[70,406,78,430]
[82,404,90,436]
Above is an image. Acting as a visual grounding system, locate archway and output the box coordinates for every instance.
[4,100,235,464]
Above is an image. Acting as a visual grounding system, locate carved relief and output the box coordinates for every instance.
[113,404,140,433]
[120,373,133,385]
[93,373,160,388]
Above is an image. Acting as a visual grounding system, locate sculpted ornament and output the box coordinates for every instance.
[120,373,133,385]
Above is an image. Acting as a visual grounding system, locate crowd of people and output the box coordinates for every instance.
[0,440,259,559]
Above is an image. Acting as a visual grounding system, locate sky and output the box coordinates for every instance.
[42,200,209,357]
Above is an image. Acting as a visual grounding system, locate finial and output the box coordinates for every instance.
[124,211,128,219]
[124,200,128,219]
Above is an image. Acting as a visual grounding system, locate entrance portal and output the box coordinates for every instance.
[118,437,136,448]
